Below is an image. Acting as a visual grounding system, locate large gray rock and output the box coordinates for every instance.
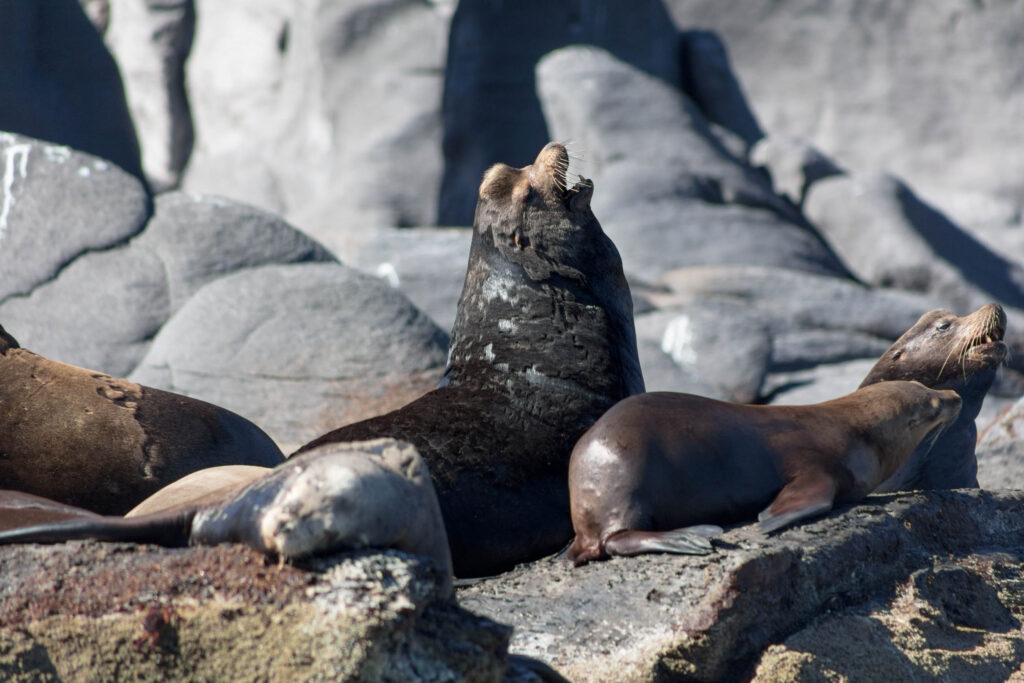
[0,132,150,304]
[0,0,143,182]
[106,0,195,192]
[805,171,1024,312]
[977,396,1024,491]
[131,263,449,449]
[535,46,848,280]
[0,545,515,681]
[459,489,1024,682]
[182,0,449,242]
[0,192,333,376]
[440,0,682,226]
[663,1,1024,232]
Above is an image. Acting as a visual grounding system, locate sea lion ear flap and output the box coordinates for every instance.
[0,325,19,353]
[569,178,593,212]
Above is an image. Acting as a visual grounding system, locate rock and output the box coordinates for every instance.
[458,489,1024,682]
[0,192,333,376]
[633,305,771,402]
[0,132,150,304]
[663,0,1024,225]
[329,225,471,334]
[535,46,848,280]
[0,0,143,182]
[805,171,1024,312]
[105,0,195,192]
[655,265,943,347]
[977,395,1024,490]
[762,359,878,406]
[0,544,513,681]
[751,563,1022,681]
[749,135,844,207]
[440,0,682,226]
[182,0,449,241]
[130,263,449,449]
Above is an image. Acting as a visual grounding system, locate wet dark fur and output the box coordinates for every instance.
[860,304,1007,491]
[295,143,644,577]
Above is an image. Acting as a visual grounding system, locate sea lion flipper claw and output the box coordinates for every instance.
[757,470,837,534]
[602,525,722,558]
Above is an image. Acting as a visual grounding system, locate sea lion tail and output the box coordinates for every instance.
[0,510,196,547]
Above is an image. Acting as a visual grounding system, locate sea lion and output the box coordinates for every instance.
[0,490,101,532]
[295,142,645,577]
[566,381,961,565]
[0,439,454,597]
[859,303,1007,491]
[0,324,284,514]
[124,465,270,518]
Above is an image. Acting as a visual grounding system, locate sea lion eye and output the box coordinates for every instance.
[892,350,903,360]
[936,322,951,331]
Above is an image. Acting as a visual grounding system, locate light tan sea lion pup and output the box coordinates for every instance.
[566,381,962,565]
[0,440,454,596]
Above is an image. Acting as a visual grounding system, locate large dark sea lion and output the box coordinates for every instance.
[0,325,283,514]
[859,303,1007,491]
[295,142,645,577]
[566,381,961,565]
[0,440,454,596]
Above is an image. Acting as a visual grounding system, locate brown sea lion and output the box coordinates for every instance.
[0,325,283,514]
[0,440,454,597]
[0,490,101,532]
[294,142,645,577]
[566,381,961,565]
[859,303,1007,491]
[124,465,270,518]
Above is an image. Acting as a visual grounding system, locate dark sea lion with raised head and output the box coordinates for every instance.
[859,303,1007,491]
[566,381,962,566]
[0,439,454,596]
[295,142,645,577]
[0,325,284,514]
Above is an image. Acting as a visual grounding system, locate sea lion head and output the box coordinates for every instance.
[445,142,644,399]
[861,304,1007,407]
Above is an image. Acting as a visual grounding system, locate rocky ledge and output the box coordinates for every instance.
[459,489,1024,682]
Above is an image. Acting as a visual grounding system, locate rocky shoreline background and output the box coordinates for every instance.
[2,0,1024,680]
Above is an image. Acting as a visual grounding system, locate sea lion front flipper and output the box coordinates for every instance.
[758,470,837,534]
[603,524,724,558]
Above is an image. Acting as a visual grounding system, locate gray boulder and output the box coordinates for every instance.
[977,395,1024,491]
[182,0,449,242]
[0,132,149,305]
[459,489,1024,682]
[664,0,1024,231]
[131,263,449,449]
[0,0,143,182]
[440,0,682,226]
[749,135,844,207]
[535,46,848,280]
[805,171,1024,312]
[105,0,195,192]
[0,191,333,376]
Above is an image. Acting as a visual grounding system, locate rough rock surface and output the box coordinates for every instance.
[0,544,512,681]
[130,263,449,449]
[459,489,1024,682]
[536,46,845,281]
[977,396,1024,491]
[0,189,334,376]
[0,0,143,182]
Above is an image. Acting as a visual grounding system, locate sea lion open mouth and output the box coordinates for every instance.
[960,304,1007,364]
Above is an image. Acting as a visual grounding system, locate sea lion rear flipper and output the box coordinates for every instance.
[603,524,723,558]
[758,471,837,534]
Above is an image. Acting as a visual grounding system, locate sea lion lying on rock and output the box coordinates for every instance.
[858,303,1008,491]
[0,325,283,514]
[295,142,645,577]
[566,381,961,565]
[0,439,454,596]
